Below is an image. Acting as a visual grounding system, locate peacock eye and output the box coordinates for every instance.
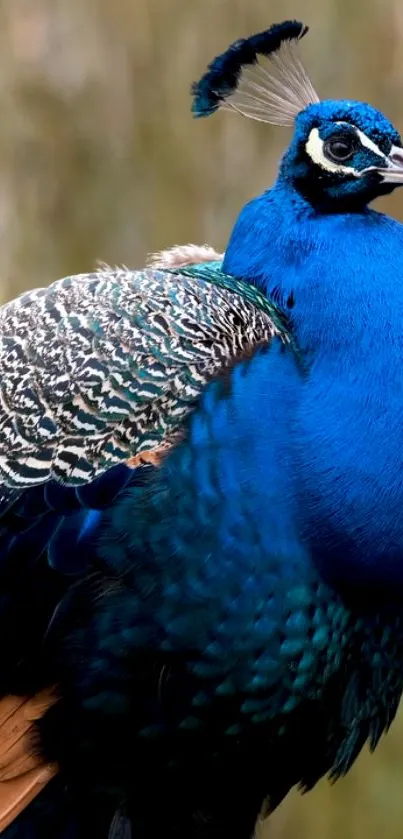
[323,135,358,163]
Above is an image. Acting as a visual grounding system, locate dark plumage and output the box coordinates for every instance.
[0,257,290,838]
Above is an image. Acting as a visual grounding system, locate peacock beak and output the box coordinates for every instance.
[376,145,403,183]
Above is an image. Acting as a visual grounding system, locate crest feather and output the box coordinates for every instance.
[192,20,319,127]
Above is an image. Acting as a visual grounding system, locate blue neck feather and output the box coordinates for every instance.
[223,179,403,593]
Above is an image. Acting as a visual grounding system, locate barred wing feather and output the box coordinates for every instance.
[0,260,288,488]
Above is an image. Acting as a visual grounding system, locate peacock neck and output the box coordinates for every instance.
[224,181,403,594]
[223,180,403,360]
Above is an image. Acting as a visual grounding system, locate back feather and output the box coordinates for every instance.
[0,254,288,489]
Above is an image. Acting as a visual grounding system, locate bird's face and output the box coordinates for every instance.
[192,20,403,212]
[282,100,403,210]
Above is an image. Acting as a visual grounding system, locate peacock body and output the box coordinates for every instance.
[3,18,403,839]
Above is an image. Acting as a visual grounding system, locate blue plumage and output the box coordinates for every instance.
[5,17,403,839]
[223,104,403,590]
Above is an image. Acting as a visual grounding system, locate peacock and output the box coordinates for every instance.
[3,18,403,839]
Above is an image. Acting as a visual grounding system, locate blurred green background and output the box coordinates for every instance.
[2,0,403,836]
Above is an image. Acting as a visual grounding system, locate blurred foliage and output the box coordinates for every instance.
[2,0,403,836]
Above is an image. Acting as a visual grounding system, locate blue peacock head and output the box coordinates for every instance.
[192,21,403,211]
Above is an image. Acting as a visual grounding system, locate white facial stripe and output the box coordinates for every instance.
[335,121,387,160]
[305,128,360,176]
[305,125,387,176]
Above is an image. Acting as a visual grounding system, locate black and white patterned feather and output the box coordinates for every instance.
[0,251,290,488]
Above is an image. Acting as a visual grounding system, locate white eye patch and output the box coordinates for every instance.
[305,124,387,176]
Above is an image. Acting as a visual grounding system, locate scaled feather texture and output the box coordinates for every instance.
[0,260,286,487]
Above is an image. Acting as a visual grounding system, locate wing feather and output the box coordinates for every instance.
[0,257,289,488]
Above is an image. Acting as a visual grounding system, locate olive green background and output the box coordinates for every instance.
[2,1,403,836]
